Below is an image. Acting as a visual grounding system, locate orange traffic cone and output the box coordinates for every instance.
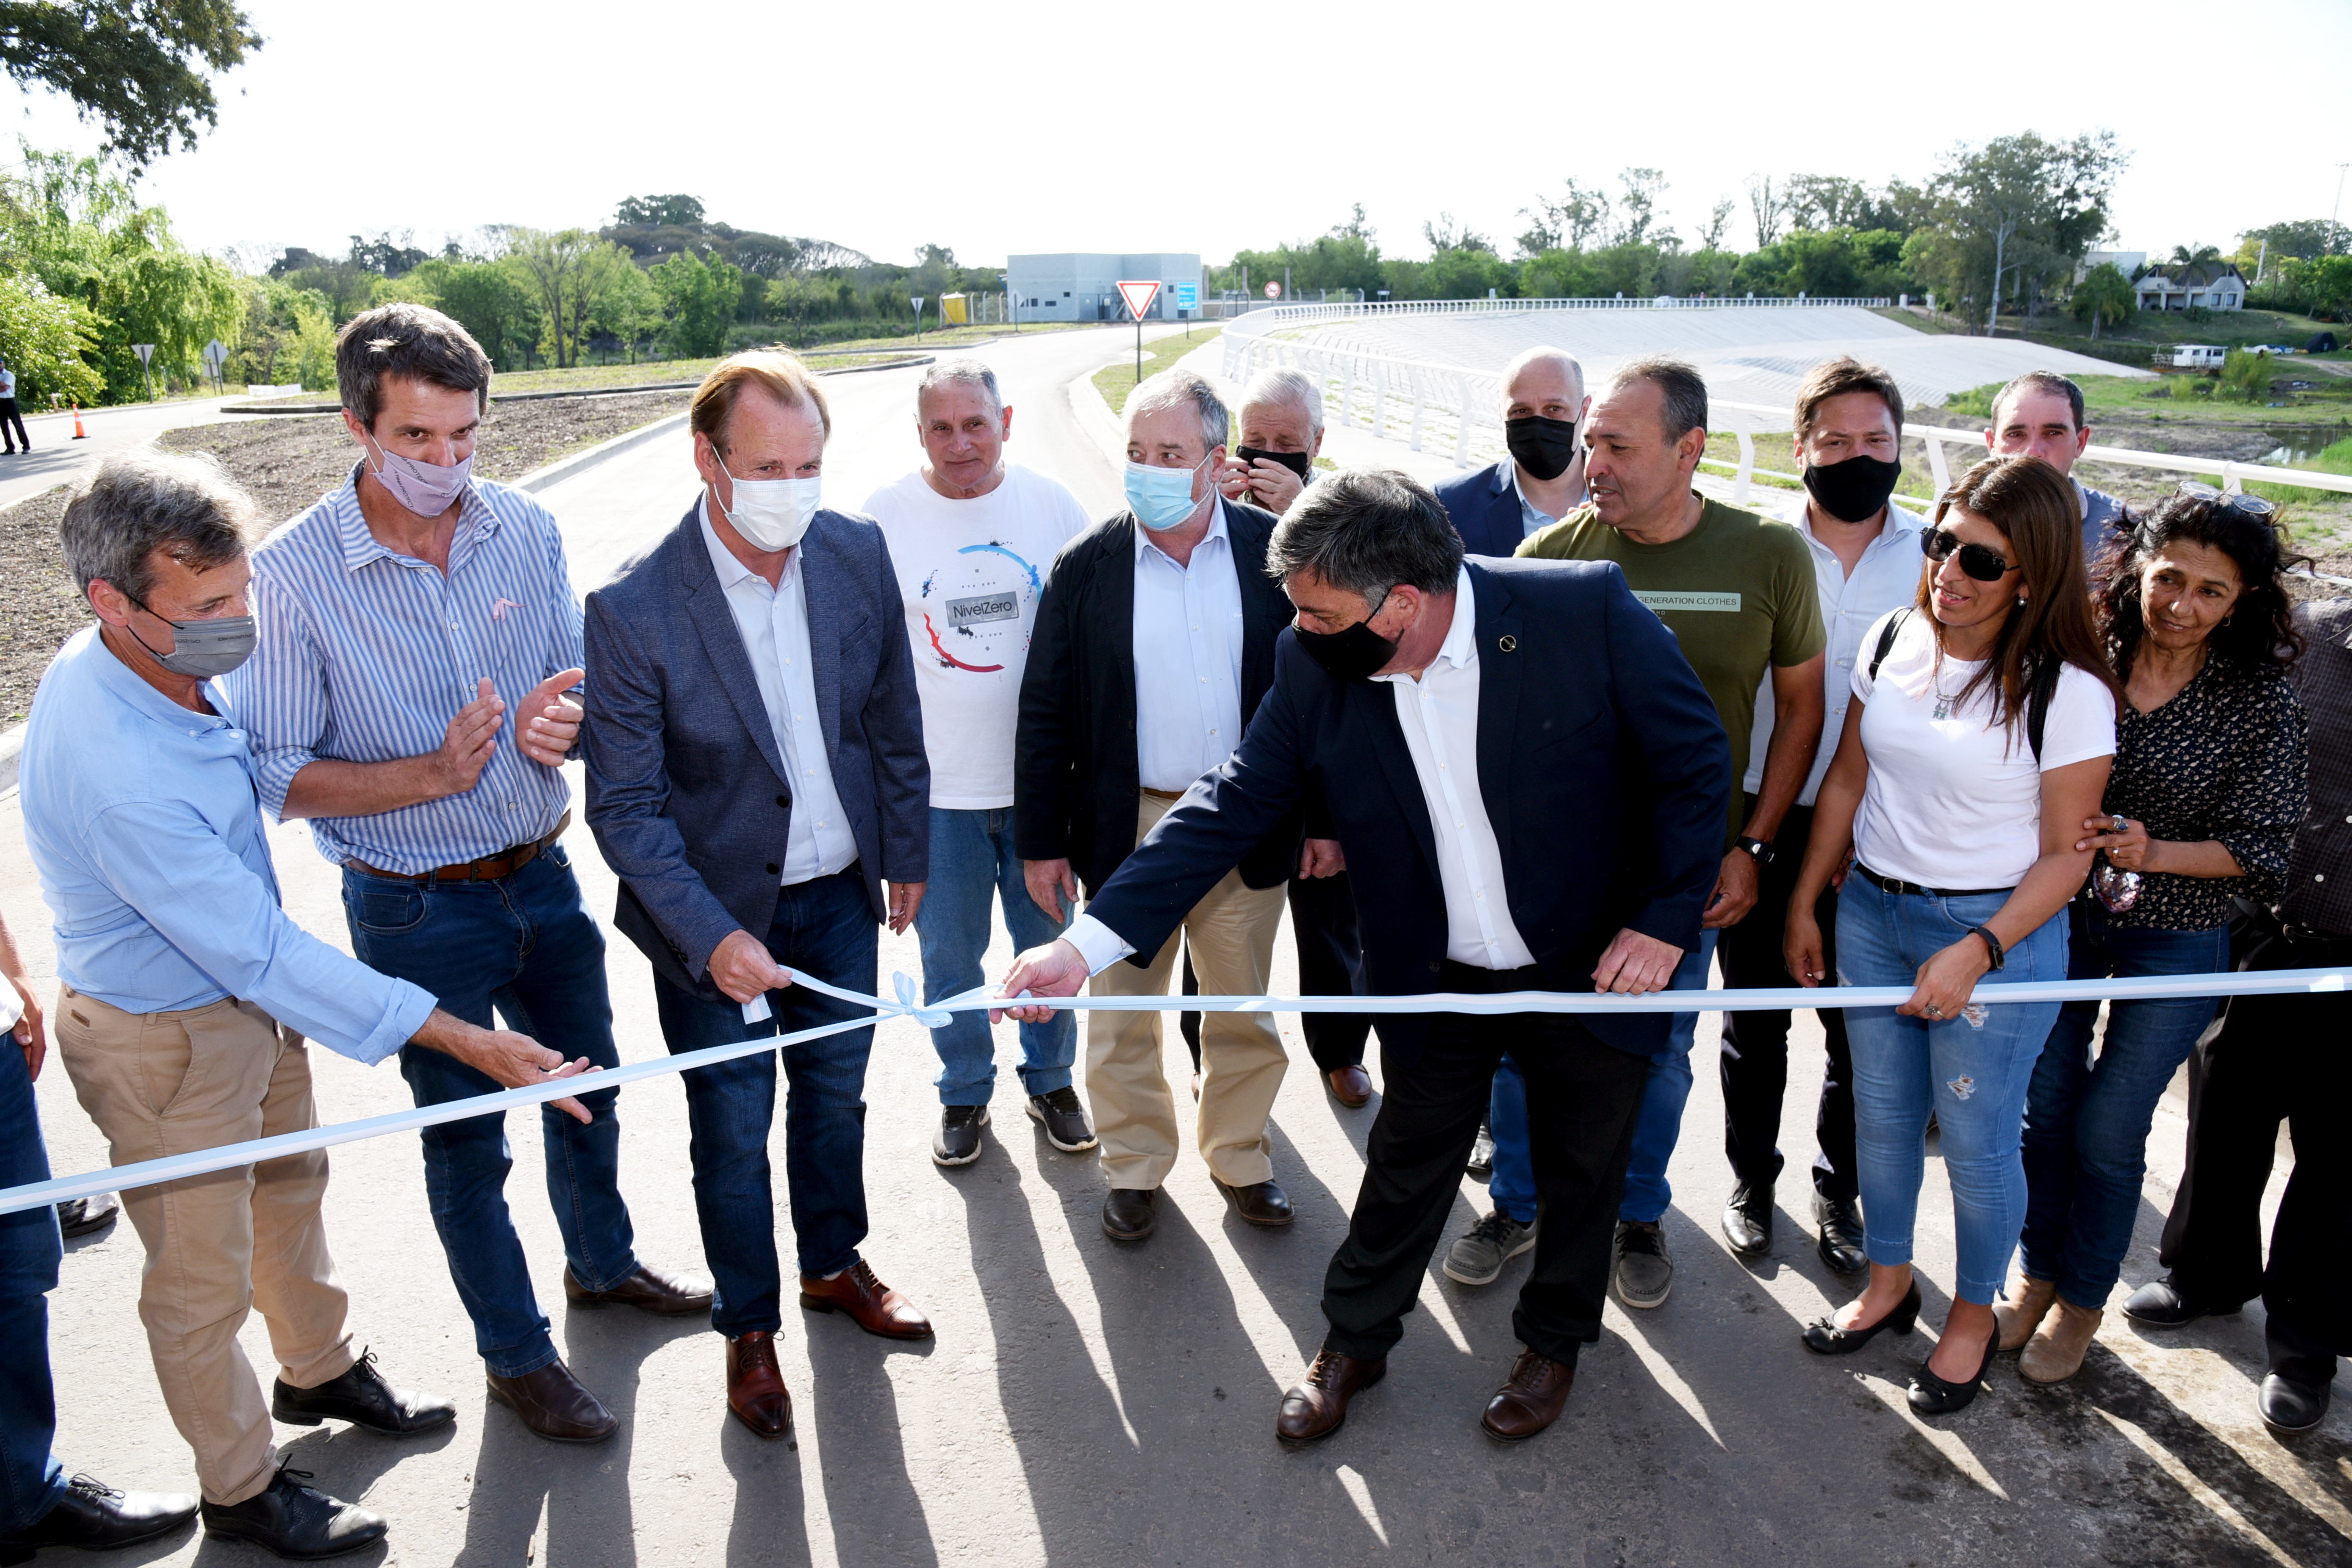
[71,402,86,439]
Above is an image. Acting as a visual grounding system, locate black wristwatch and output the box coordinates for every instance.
[1735,836,1775,866]
[1968,925,2006,971]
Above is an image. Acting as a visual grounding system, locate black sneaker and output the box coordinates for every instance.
[1026,1087,1097,1153]
[1443,1210,1537,1287]
[56,1192,120,1238]
[272,1346,455,1436]
[1466,1120,1496,1180]
[200,1465,386,1559]
[1613,1220,1673,1309]
[933,1105,988,1167]
[0,1473,197,1560]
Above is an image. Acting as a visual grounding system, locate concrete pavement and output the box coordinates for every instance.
[10,324,2348,1567]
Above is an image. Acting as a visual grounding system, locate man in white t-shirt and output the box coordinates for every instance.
[865,360,1094,1167]
[0,358,28,455]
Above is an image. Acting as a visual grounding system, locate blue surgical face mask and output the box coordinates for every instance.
[1123,454,1212,533]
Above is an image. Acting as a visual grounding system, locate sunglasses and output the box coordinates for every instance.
[2174,480,2278,520]
[1924,529,2016,582]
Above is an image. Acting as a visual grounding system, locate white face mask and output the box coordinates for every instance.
[712,456,822,552]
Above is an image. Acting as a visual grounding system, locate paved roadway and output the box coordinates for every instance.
[0,398,268,513]
[7,323,2347,1567]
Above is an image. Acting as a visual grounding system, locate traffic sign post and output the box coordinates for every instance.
[131,342,156,402]
[202,338,228,394]
[1116,279,1161,386]
[1174,279,1198,336]
[911,296,926,344]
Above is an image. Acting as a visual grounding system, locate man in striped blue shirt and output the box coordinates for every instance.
[219,305,710,1447]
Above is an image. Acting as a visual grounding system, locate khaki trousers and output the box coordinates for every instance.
[56,988,356,1505]
[1087,793,1289,1190]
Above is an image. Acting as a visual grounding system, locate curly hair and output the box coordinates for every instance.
[2096,492,2306,682]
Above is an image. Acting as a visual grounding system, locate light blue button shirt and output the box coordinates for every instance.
[18,627,436,1062]
[1510,464,1559,540]
[1131,496,1246,792]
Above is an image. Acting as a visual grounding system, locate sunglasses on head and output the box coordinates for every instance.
[2174,480,2277,520]
[1924,528,2016,582]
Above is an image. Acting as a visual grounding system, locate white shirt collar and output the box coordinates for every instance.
[1134,493,1227,565]
[699,493,799,591]
[1377,564,1478,682]
[1779,492,1922,554]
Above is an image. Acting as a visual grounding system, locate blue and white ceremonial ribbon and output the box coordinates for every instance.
[2,966,2344,1217]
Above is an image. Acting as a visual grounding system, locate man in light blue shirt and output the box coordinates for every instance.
[20,450,592,1559]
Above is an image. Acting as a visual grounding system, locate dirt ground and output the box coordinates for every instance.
[0,393,685,724]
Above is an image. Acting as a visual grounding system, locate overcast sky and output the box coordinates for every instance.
[11,0,2348,272]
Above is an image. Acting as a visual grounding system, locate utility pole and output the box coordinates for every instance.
[2334,163,2349,254]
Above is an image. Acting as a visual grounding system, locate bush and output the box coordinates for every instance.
[2216,349,2274,403]
[1940,382,2002,418]
[2182,305,2213,325]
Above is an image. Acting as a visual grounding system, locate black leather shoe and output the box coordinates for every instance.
[1102,1187,1158,1242]
[1214,1177,1293,1228]
[55,1192,119,1239]
[200,1466,386,1559]
[933,1105,987,1166]
[1814,1191,1868,1275]
[0,1473,196,1563]
[273,1347,455,1436]
[2122,1276,2239,1328]
[1026,1088,1097,1152]
[1720,1181,1772,1256]
[1801,1280,1921,1355]
[1908,1331,1998,1416]
[2257,1371,2332,1434]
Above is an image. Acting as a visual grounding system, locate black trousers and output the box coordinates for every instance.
[0,399,27,452]
[1320,963,1649,1367]
[1716,799,1858,1202]
[1181,872,1375,1074]
[2158,927,2350,1384]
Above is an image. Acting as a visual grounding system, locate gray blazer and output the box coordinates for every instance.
[582,501,929,999]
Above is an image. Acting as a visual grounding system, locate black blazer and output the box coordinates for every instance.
[1084,558,1730,1065]
[1015,499,1301,897]
[1432,460,1527,558]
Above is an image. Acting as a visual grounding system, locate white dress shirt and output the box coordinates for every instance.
[700,501,858,884]
[1745,495,1926,808]
[1065,564,1535,975]
[1131,496,1246,792]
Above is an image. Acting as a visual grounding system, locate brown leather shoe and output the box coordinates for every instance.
[799,1260,933,1340]
[1276,1349,1386,1446]
[1481,1348,1575,1442]
[485,1360,618,1444]
[726,1331,793,1441]
[1326,1065,1373,1107]
[564,1262,714,1316]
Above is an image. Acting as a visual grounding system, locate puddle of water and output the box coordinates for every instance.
[2262,433,2345,466]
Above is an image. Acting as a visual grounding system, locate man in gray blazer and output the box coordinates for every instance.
[582,351,931,1444]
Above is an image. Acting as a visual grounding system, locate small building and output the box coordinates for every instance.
[2133,260,2248,312]
[2076,249,2147,283]
[1005,253,1203,323]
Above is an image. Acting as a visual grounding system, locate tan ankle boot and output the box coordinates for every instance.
[2019,1300,2104,1383]
[1993,1276,2057,1351]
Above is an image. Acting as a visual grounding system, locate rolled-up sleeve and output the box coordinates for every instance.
[223,569,331,821]
[84,797,435,1063]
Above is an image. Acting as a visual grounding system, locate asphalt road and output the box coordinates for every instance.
[8,324,2347,1567]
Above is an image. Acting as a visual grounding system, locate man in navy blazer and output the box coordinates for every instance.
[582,352,932,1444]
[1000,468,1728,1447]
[1432,346,1589,556]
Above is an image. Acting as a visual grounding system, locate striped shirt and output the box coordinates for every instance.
[219,464,585,873]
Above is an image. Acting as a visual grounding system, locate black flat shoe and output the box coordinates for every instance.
[272,1346,455,1435]
[0,1473,197,1564]
[1102,1186,1157,1242]
[1908,1331,1998,1416]
[1800,1280,1921,1355]
[2257,1372,2331,1434]
[2121,1277,2240,1329]
[1720,1181,1773,1256]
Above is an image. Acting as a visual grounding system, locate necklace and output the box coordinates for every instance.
[1930,671,1958,720]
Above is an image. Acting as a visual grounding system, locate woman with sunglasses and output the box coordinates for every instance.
[1785,456,2119,1415]
[2002,486,2309,1383]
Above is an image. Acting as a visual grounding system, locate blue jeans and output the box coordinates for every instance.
[2020,905,2228,1308]
[0,1037,66,1534]
[344,847,636,1377]
[1488,930,1717,1226]
[651,868,878,1339]
[1839,878,2066,1305]
[917,807,1074,1105]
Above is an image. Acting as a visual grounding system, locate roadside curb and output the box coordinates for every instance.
[0,723,20,801]
[511,410,693,496]
[1068,366,1125,461]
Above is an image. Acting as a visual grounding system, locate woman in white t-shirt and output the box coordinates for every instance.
[1782,456,2120,1416]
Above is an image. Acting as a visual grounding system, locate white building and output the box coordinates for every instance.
[2133,260,2248,312]
[1005,253,1202,323]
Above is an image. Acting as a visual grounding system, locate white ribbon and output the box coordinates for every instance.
[4,965,2345,1218]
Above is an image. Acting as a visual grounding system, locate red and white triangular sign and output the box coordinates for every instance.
[1116,279,1161,321]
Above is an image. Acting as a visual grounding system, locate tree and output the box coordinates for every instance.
[651,250,741,357]
[0,271,99,402]
[2236,219,2338,264]
[349,230,427,277]
[2170,243,2222,266]
[2308,255,2352,322]
[506,228,636,367]
[615,194,704,227]
[1612,168,1667,246]
[1699,199,1735,253]
[1516,179,1609,256]
[1902,131,2126,333]
[0,1,259,169]
[2071,262,2136,339]
[1747,174,1786,248]
[1422,213,1493,255]
[406,256,544,370]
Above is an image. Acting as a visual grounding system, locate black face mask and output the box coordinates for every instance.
[1236,445,1313,482]
[1294,591,1398,682]
[1504,414,1581,482]
[1802,452,1903,523]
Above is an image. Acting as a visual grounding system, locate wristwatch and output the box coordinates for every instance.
[1735,836,1775,866]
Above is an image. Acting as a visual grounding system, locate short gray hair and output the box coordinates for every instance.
[60,449,257,604]
[1126,369,1229,452]
[1238,365,1324,435]
[1268,468,1463,608]
[1602,354,1709,442]
[916,357,1001,416]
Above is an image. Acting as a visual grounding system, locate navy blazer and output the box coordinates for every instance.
[1432,460,1527,559]
[1085,558,1730,1064]
[582,503,929,1000]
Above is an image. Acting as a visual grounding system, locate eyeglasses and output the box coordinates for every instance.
[1924,529,2016,582]
[2174,481,2277,520]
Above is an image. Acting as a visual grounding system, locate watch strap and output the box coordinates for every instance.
[1968,924,2006,971]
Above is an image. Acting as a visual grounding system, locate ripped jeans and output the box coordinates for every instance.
[1837,877,2066,1306]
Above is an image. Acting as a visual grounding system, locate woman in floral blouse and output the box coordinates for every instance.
[2004,485,2310,1383]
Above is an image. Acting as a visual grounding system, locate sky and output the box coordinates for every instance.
[10,0,2349,273]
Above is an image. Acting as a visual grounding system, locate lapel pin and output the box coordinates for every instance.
[1497,634,1517,652]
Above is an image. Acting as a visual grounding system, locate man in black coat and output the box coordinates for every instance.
[1001,468,1727,1446]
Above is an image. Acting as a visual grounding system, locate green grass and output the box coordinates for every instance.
[2251,435,2352,507]
[1092,326,1223,414]
[1931,372,2352,430]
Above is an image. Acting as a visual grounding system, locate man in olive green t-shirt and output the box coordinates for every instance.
[1450,356,1825,1315]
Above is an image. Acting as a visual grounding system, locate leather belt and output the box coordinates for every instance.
[346,811,571,885]
[1140,787,1185,801]
[1854,863,2011,901]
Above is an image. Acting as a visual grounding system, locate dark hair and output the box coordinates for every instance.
[1268,468,1463,606]
[60,449,254,604]
[1795,356,1904,440]
[336,303,494,430]
[1604,354,1708,442]
[1924,456,2119,737]
[2097,493,2306,682]
[1991,371,2086,432]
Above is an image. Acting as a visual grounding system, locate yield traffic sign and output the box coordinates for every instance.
[1116,279,1161,321]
